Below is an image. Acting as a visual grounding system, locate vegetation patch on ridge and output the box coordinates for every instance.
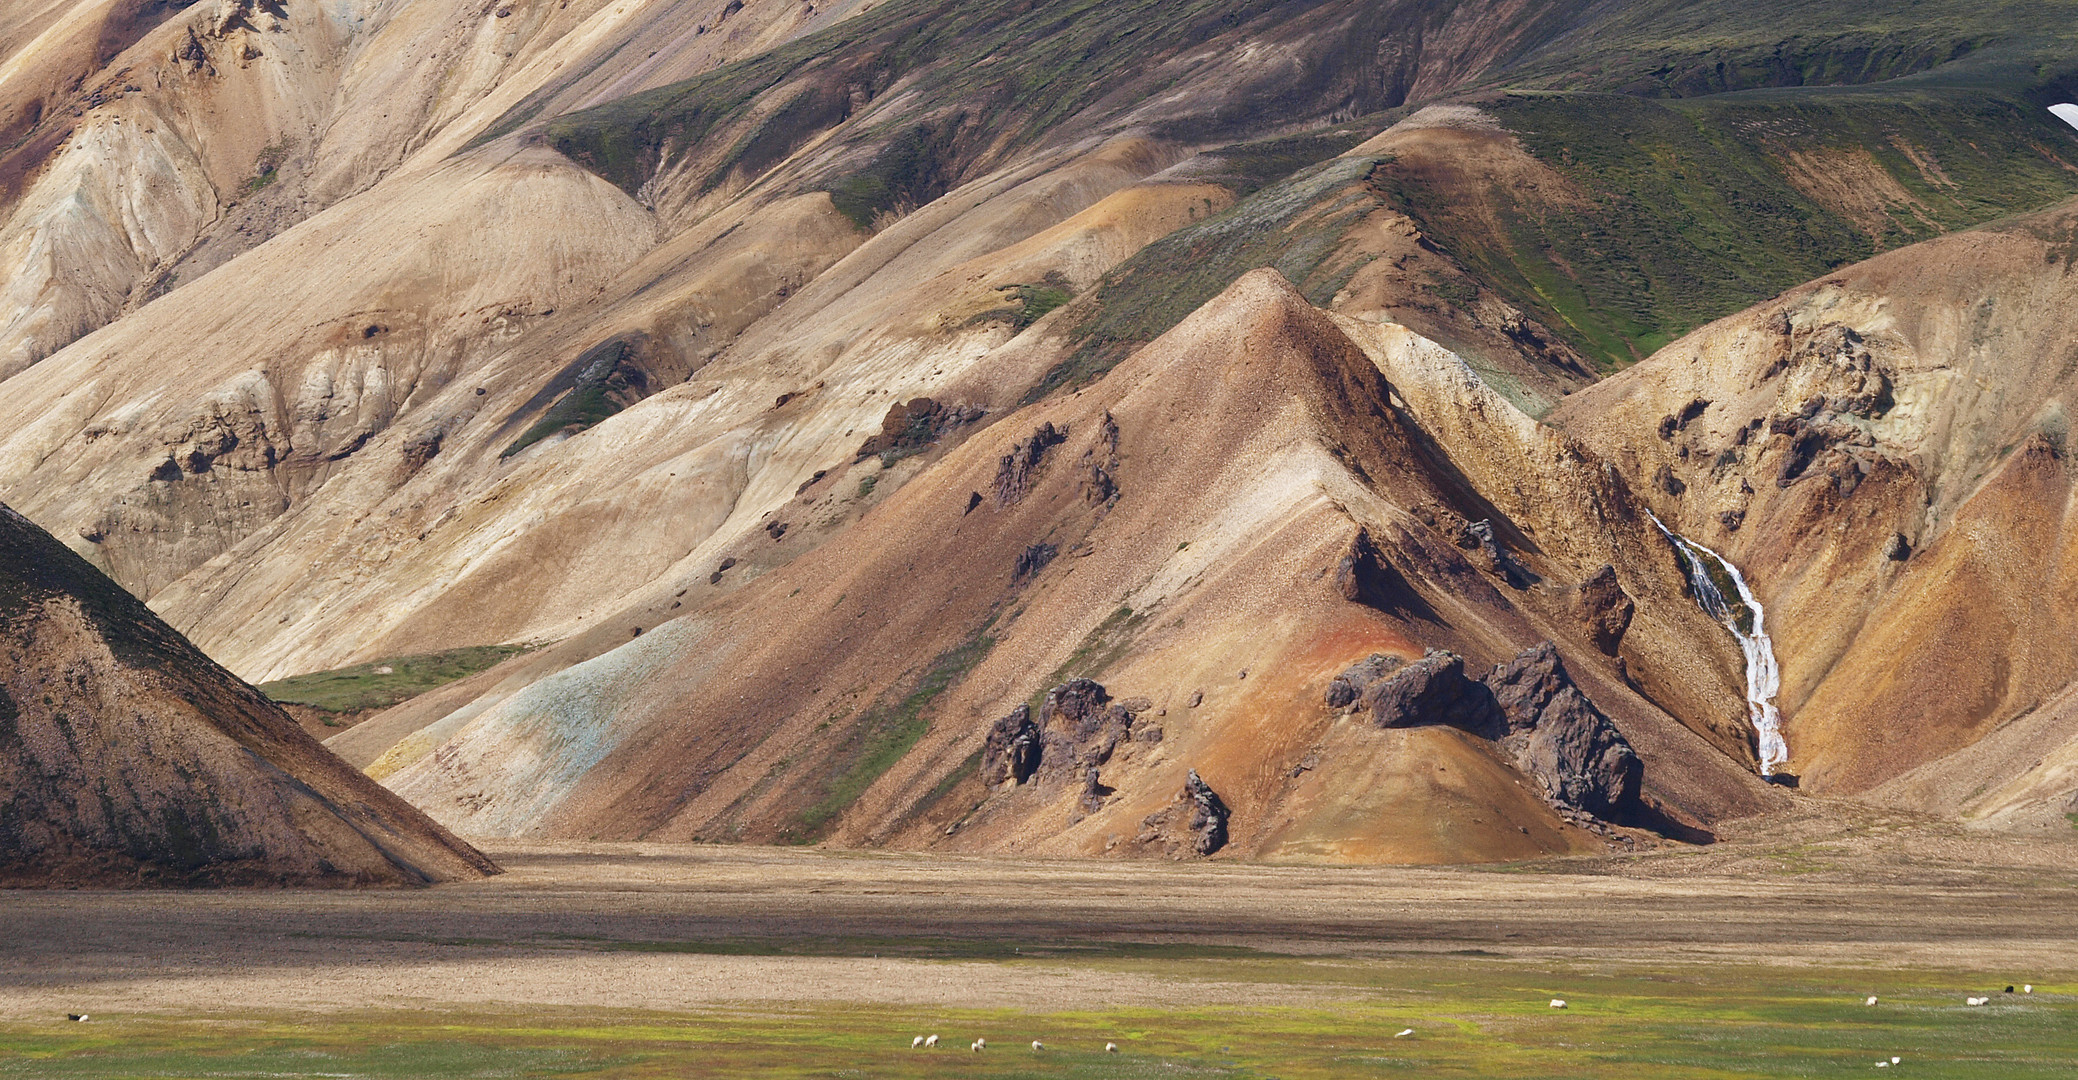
[258,645,534,716]
[782,619,998,842]
[1375,88,2078,369]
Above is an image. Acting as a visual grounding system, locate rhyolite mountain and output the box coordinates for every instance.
[2,0,2076,864]
[0,503,496,885]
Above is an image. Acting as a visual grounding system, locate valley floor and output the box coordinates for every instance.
[3,800,2076,1077]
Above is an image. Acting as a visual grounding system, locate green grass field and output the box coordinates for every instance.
[3,960,2068,1078]
[256,645,533,715]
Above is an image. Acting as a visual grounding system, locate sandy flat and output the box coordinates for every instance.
[4,805,2075,1019]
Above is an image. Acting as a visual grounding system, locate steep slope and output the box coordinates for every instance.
[1549,198,2078,812]
[374,271,1773,861]
[0,502,495,885]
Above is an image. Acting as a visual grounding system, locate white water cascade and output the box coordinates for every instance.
[1647,513,1790,775]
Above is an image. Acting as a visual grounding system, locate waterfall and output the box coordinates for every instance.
[1647,513,1790,775]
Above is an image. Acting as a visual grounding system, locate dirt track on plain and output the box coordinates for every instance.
[3,802,2075,1019]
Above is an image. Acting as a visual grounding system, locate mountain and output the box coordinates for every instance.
[0,502,495,885]
[1549,197,2078,827]
[2,0,2076,863]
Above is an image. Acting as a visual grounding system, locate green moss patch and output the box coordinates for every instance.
[783,622,997,842]
[257,645,533,716]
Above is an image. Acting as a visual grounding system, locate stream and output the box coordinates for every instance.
[1648,513,1790,775]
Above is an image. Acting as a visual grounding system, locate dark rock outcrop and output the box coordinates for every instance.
[853,397,985,464]
[993,421,1067,506]
[1572,565,1634,656]
[1324,640,1654,828]
[1324,652,1403,708]
[1454,519,1530,587]
[981,704,1041,786]
[1078,767,1112,813]
[1038,678,1138,779]
[1335,526,1425,611]
[980,678,1148,788]
[1485,642,1641,818]
[1137,768,1230,856]
[1361,649,1503,738]
[1078,412,1121,505]
[1012,542,1057,584]
[1181,769,1230,854]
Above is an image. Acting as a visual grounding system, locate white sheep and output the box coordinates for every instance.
[1866,996,1878,1006]
[1031,1040,1044,1052]
[1105,1042,1118,1052]
[924,1034,938,1048]
[1966,996,1988,1006]
[1549,999,1567,1009]
[2025,985,2034,993]
[911,1036,924,1049]
[1394,1028,1414,1038]
[970,1040,984,1052]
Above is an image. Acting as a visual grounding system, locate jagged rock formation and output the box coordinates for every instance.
[854,398,986,464]
[1485,643,1642,820]
[1572,565,1634,656]
[1137,769,1230,857]
[0,504,494,886]
[1324,653,1402,709]
[980,703,1040,786]
[981,679,1151,789]
[1331,641,1645,823]
[1361,649,1504,738]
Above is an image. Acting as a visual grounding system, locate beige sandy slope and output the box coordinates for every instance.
[1549,199,2078,812]
[375,271,1773,863]
[0,0,858,379]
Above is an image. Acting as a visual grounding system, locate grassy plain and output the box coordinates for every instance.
[3,965,2072,1077]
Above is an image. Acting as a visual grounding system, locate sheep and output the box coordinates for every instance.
[1394,1028,1414,1038]
[923,1034,938,1048]
[1031,1040,1044,1052]
[2025,984,2034,993]
[1549,999,1567,1009]
[1105,1042,1118,1053]
[970,1040,984,1053]
[1866,996,1879,1006]
[65,1014,87,1022]
[1966,996,1988,1006]
[912,1036,924,1049]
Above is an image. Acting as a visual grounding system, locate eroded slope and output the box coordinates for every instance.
[0,502,495,885]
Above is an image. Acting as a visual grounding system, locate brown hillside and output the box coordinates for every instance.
[1550,197,2078,806]
[0,502,496,886]
[378,271,1772,862]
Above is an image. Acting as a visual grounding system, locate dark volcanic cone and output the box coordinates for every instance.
[0,503,496,886]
